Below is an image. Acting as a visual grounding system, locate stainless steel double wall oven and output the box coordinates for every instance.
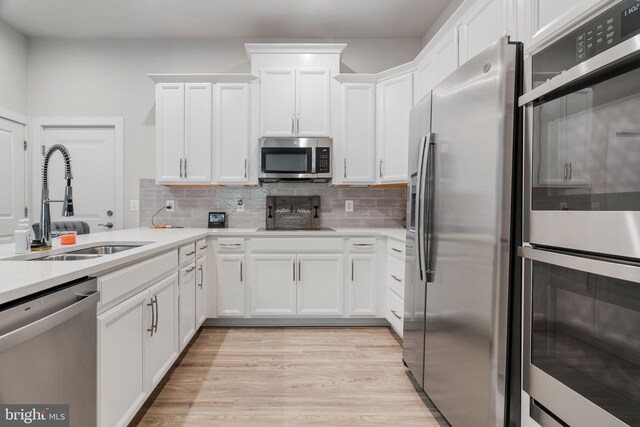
[520,1,640,425]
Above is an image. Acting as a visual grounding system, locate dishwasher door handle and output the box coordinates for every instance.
[0,291,99,353]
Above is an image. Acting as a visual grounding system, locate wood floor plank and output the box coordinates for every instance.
[132,327,447,426]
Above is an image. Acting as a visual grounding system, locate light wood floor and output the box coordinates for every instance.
[132,327,447,426]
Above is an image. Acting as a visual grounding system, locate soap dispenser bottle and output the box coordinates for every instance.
[14,219,32,254]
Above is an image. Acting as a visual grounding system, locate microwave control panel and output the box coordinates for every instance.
[316,147,331,173]
[532,0,640,88]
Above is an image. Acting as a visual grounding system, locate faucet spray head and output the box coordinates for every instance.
[62,179,74,217]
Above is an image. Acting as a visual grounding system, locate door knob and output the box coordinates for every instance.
[99,222,114,229]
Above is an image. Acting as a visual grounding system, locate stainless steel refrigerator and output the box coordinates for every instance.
[403,36,522,426]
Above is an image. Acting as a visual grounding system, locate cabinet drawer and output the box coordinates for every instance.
[349,238,377,252]
[251,238,343,253]
[386,289,404,338]
[179,243,197,266]
[387,256,405,298]
[98,250,178,310]
[195,238,208,258]
[217,238,245,253]
[387,239,405,259]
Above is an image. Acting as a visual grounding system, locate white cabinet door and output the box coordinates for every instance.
[376,73,413,183]
[435,32,458,84]
[458,0,506,65]
[414,57,437,105]
[342,83,376,184]
[178,263,197,351]
[195,256,207,327]
[98,290,148,427]
[0,118,25,243]
[260,69,296,137]
[296,69,331,137]
[184,83,212,183]
[215,83,250,183]
[348,254,377,316]
[156,83,185,183]
[146,273,179,390]
[249,254,297,316]
[217,254,246,317]
[297,254,344,316]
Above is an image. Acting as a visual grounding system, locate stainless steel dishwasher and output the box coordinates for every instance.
[0,278,99,426]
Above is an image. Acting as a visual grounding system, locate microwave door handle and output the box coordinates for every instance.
[416,136,428,282]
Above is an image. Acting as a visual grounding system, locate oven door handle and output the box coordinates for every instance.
[0,291,99,353]
[519,246,640,283]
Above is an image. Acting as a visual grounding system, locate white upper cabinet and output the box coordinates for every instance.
[296,69,331,137]
[156,83,185,183]
[260,68,331,137]
[156,82,212,184]
[414,57,437,105]
[376,73,413,184]
[341,82,376,184]
[184,83,213,183]
[522,0,596,51]
[458,0,507,65]
[436,32,458,83]
[214,83,250,183]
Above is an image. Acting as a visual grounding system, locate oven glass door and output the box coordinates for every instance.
[532,65,640,211]
[529,258,640,425]
[261,147,313,174]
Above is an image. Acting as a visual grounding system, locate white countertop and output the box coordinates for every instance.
[0,227,405,305]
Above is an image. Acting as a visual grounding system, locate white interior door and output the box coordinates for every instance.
[0,118,26,243]
[33,119,123,233]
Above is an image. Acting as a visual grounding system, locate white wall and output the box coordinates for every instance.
[26,37,421,228]
[0,19,27,116]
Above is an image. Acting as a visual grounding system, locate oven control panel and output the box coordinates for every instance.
[532,0,640,87]
[316,147,331,173]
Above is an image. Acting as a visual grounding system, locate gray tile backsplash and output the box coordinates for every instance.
[139,179,406,229]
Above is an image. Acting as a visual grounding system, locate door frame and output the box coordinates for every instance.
[0,111,28,243]
[30,117,125,230]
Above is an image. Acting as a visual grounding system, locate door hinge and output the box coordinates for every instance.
[24,207,28,218]
[23,140,27,151]
[41,145,45,156]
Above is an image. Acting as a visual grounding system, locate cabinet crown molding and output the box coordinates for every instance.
[334,61,416,84]
[148,74,257,84]
[245,43,347,57]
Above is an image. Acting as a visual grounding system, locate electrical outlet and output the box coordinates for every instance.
[236,199,244,212]
[129,200,139,212]
[345,200,354,212]
[166,200,175,212]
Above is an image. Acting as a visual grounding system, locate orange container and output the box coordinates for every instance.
[60,232,77,245]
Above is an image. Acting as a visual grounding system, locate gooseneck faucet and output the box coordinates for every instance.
[33,144,75,249]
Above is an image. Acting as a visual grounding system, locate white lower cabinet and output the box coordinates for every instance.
[195,256,207,327]
[249,254,297,316]
[146,273,179,390]
[217,254,246,317]
[297,254,344,316]
[98,272,179,427]
[348,254,377,316]
[178,263,197,351]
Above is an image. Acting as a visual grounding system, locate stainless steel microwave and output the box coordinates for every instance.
[258,137,332,182]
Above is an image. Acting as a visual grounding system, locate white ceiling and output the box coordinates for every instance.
[0,0,451,39]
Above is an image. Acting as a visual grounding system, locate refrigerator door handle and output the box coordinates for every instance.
[424,133,437,282]
[416,134,431,282]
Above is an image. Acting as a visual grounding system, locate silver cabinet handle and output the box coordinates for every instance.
[244,158,247,179]
[568,162,572,181]
[391,248,402,253]
[353,243,374,247]
[240,261,243,282]
[220,243,242,247]
[379,160,383,178]
[198,265,203,288]
[153,295,158,333]
[298,259,301,282]
[390,309,402,320]
[186,250,196,256]
[147,298,155,336]
[296,113,300,135]
[98,222,114,229]
[291,114,295,135]
[186,265,196,272]
[351,259,354,282]
[563,163,568,180]
[391,274,402,282]
[184,158,188,178]
[344,158,347,179]
[199,245,208,250]
[293,260,296,282]
[180,158,183,178]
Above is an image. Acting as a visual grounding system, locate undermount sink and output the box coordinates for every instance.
[32,254,103,261]
[68,244,143,256]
